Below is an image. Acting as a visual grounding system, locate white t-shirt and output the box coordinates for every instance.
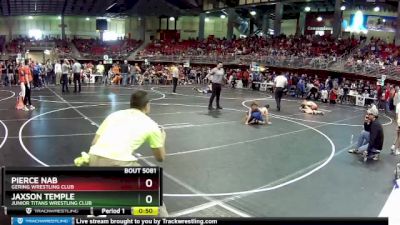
[54,63,62,73]
[396,103,400,126]
[321,90,328,99]
[274,75,287,88]
[393,92,400,107]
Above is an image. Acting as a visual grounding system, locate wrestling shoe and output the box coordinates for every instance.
[29,105,35,110]
[391,145,396,154]
[217,106,223,110]
[22,106,29,111]
[395,149,400,156]
[362,151,368,162]
[348,149,359,154]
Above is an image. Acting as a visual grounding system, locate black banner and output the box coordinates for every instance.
[73,217,388,225]
[4,217,389,225]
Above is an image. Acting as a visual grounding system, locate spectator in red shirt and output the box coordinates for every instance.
[329,87,338,104]
[237,70,243,81]
[242,70,249,88]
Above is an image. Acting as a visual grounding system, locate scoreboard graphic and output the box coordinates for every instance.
[0,167,391,225]
[1,167,162,216]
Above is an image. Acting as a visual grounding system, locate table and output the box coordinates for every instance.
[254,82,274,92]
[348,94,376,107]
[84,73,103,84]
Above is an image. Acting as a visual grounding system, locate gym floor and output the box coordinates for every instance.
[0,85,398,218]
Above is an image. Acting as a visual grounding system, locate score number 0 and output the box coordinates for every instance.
[145,179,153,204]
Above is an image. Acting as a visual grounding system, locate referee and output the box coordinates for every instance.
[207,62,225,110]
[171,64,179,93]
[274,73,288,111]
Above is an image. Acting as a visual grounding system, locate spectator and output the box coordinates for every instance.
[359,106,384,161]
[72,59,82,93]
[54,60,62,85]
[329,87,338,104]
[31,61,42,89]
[6,61,14,86]
[121,60,130,86]
[19,59,35,111]
[45,59,53,86]
[130,63,141,86]
[348,110,372,154]
[112,62,121,85]
[61,59,70,93]
[321,88,328,103]
[95,61,105,85]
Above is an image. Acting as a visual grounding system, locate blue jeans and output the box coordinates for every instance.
[130,74,136,85]
[122,73,128,86]
[386,100,390,112]
[356,130,370,150]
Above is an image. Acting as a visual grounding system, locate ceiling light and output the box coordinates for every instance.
[340,6,346,11]
[374,6,380,12]
[317,16,323,22]
[220,14,226,19]
[86,17,90,21]
[383,19,386,22]
[57,16,62,20]
[205,11,210,14]
[205,17,210,22]
[107,18,111,22]
[28,16,33,19]
[305,6,311,12]
[250,10,256,16]
[169,17,175,21]
[106,2,117,11]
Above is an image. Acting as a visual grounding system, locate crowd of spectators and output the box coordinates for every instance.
[139,35,360,61]
[73,38,142,59]
[5,36,71,54]
[100,60,391,112]
[123,62,398,113]
[344,37,400,75]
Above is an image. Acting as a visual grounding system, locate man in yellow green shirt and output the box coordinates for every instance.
[89,90,166,166]
[88,90,168,216]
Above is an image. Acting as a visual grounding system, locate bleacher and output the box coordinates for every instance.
[6,37,71,54]
[73,38,142,59]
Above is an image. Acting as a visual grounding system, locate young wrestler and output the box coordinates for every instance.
[300,100,324,115]
[244,102,270,125]
[193,83,212,94]
[259,104,271,125]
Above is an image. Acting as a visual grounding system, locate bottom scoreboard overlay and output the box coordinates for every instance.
[6,206,159,216]
[11,217,388,225]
